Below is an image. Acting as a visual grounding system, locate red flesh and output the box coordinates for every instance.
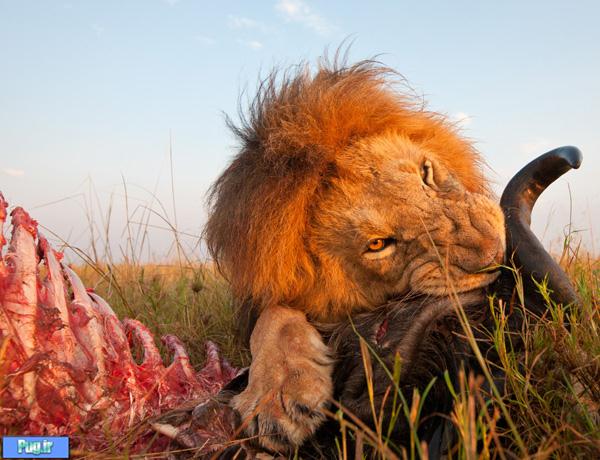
[0,197,238,452]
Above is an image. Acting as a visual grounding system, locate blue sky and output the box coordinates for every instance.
[1,0,599,260]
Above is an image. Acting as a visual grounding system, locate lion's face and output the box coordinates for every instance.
[306,134,505,318]
[205,59,507,322]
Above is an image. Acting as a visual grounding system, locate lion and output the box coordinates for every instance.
[204,56,505,452]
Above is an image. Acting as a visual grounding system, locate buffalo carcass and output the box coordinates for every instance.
[0,197,239,453]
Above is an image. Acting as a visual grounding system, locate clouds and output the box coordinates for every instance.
[91,24,105,36]
[228,15,268,51]
[227,1,338,52]
[194,35,216,46]
[246,40,263,50]
[238,39,264,50]
[452,111,473,127]
[519,138,553,155]
[275,0,336,36]
[2,168,25,178]
[228,15,269,33]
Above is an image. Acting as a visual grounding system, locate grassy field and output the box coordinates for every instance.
[77,262,248,368]
[74,250,600,459]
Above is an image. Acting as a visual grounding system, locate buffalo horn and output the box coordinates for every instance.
[500,146,583,307]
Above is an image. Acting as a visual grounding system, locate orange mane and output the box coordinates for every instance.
[204,57,487,314]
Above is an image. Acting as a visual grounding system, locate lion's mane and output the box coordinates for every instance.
[204,58,489,320]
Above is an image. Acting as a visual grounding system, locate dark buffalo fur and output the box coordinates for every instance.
[217,282,520,459]
[302,278,520,458]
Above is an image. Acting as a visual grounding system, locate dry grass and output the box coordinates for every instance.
[76,263,248,368]
[69,250,599,459]
[6,174,597,458]
[65,177,599,457]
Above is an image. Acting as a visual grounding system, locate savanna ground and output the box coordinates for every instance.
[72,238,600,459]
[10,178,597,459]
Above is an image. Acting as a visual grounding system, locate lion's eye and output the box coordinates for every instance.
[363,237,397,259]
[367,238,392,252]
[368,239,385,251]
[421,160,436,187]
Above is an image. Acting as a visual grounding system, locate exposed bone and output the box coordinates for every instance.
[122,318,165,371]
[0,199,239,453]
[0,193,8,277]
[163,334,201,387]
[62,265,108,388]
[39,236,87,372]
[2,207,39,406]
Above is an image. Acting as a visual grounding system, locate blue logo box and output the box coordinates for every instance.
[2,436,69,458]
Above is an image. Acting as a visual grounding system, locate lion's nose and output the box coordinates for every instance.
[452,236,505,273]
[482,238,505,270]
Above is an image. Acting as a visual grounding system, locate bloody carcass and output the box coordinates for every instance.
[0,195,238,452]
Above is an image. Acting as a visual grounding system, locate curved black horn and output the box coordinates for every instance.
[500,146,582,307]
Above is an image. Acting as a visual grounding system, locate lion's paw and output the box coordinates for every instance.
[232,306,333,453]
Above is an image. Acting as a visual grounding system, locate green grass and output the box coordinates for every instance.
[74,251,599,459]
[76,262,249,368]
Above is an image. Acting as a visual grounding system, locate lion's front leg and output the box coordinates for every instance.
[232,305,333,453]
